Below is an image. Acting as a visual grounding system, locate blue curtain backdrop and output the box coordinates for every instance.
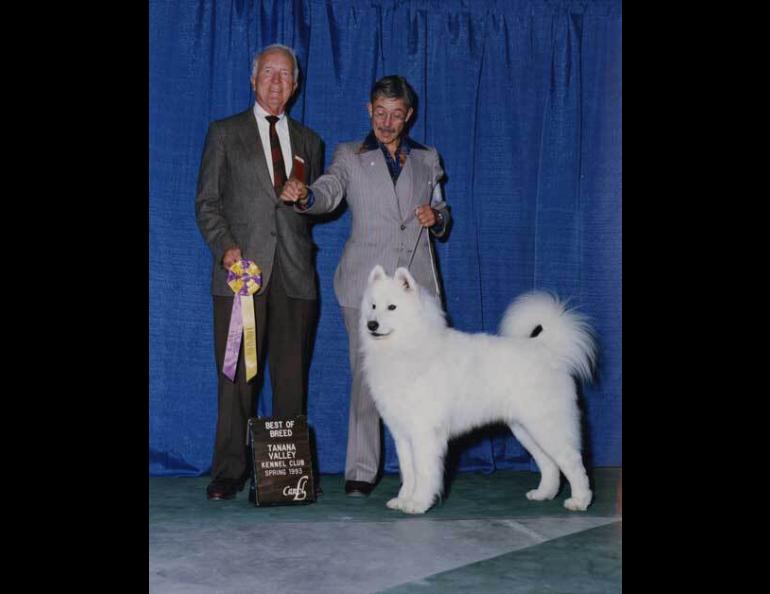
[149,0,622,477]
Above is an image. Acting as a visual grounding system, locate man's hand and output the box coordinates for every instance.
[222,247,242,270]
[280,179,308,204]
[415,204,437,227]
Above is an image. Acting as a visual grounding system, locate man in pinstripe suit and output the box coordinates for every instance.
[283,75,451,496]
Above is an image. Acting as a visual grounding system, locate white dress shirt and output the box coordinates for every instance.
[253,102,294,183]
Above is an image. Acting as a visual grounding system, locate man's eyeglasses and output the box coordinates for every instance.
[372,109,407,123]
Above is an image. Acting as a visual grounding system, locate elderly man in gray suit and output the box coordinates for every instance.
[282,75,451,496]
[195,44,324,501]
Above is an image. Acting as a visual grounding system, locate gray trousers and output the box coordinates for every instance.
[342,306,381,483]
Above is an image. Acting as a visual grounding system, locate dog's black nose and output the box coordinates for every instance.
[367,321,379,332]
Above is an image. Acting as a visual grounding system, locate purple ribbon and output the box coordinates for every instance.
[222,295,243,381]
[222,260,263,381]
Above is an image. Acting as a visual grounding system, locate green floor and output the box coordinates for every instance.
[150,468,621,593]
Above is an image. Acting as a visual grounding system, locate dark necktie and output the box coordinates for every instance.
[265,115,287,196]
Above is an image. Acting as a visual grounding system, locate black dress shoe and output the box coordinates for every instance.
[345,480,374,497]
[206,479,238,500]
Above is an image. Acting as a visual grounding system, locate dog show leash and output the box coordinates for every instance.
[407,216,441,297]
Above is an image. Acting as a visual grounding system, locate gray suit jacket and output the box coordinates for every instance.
[195,109,323,298]
[304,134,450,308]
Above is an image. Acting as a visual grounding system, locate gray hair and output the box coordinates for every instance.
[370,75,416,110]
[251,44,299,82]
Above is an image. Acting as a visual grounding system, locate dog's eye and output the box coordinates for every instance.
[372,304,376,310]
[388,304,396,311]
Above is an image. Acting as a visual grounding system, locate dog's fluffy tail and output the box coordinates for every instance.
[499,291,596,381]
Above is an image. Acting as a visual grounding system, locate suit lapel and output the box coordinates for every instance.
[395,155,417,220]
[287,118,302,181]
[359,149,402,218]
[235,110,277,202]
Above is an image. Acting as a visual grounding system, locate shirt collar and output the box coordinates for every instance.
[359,131,426,154]
[359,131,415,155]
[254,102,286,122]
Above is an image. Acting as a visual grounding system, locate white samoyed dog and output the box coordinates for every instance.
[360,265,597,514]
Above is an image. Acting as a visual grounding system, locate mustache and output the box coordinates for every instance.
[376,126,397,134]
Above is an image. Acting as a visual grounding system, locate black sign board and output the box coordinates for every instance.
[247,416,316,506]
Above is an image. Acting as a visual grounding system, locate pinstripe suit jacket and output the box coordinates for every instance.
[304,134,450,309]
[195,109,324,298]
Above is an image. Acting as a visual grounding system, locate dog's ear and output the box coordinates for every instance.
[368,264,387,284]
[394,267,416,291]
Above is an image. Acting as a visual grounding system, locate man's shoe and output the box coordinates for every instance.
[345,480,374,497]
[206,480,238,500]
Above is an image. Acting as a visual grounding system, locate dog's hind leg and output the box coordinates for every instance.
[509,422,561,501]
[519,419,592,511]
[558,452,592,511]
[400,433,446,514]
[387,434,416,511]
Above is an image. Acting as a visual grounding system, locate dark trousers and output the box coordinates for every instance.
[210,260,317,483]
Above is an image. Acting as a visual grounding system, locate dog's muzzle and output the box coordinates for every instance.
[367,320,390,338]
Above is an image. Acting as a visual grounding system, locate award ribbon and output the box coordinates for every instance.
[223,260,262,382]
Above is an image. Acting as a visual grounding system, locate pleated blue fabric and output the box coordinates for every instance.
[150,0,621,476]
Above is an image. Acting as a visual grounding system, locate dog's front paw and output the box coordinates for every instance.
[564,491,592,511]
[386,497,406,511]
[399,499,432,514]
[526,488,557,501]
